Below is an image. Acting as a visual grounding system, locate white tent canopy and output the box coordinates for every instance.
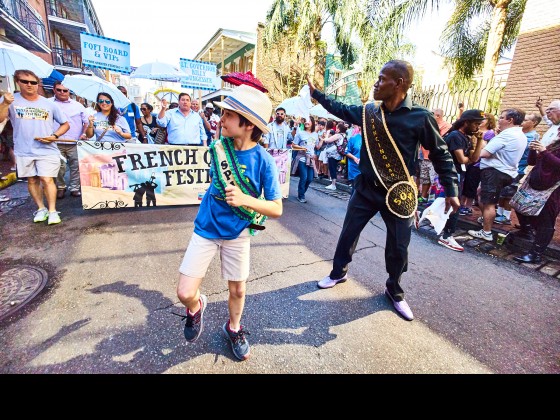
[309,104,342,121]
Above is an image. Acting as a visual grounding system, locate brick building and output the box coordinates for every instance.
[501,0,560,136]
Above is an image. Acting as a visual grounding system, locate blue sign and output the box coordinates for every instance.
[180,58,220,91]
[80,32,131,74]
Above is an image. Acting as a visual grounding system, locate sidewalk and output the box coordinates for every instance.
[311,176,560,279]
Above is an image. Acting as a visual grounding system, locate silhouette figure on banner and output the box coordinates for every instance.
[130,173,158,207]
[144,174,158,207]
[131,183,147,208]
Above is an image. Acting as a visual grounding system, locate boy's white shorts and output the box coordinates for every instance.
[179,230,251,281]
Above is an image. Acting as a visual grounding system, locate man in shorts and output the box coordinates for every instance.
[0,69,69,225]
[468,108,527,241]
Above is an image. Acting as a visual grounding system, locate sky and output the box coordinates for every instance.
[90,0,450,69]
[90,0,273,67]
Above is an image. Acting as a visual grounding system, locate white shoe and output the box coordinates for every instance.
[317,273,348,289]
[0,194,9,202]
[33,208,49,223]
[438,235,464,252]
[385,289,414,321]
[325,184,336,190]
[468,229,493,241]
[48,211,61,225]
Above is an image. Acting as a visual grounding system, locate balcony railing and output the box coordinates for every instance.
[0,0,48,43]
[0,0,47,44]
[52,46,82,69]
[46,0,70,20]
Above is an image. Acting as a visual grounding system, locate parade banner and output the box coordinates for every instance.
[80,32,131,74]
[77,141,291,210]
[179,58,220,91]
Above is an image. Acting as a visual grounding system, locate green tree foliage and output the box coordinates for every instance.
[366,0,526,84]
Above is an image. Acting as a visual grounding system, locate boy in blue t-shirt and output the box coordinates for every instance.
[176,84,283,361]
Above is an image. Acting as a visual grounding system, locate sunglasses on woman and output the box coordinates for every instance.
[140,107,148,111]
[19,79,39,85]
[98,99,112,105]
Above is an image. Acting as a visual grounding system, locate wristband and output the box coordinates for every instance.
[52,133,59,139]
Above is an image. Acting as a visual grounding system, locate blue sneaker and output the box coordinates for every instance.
[183,294,207,342]
[222,322,251,361]
[494,215,511,225]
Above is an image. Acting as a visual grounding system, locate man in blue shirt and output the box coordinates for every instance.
[117,86,144,142]
[157,93,207,146]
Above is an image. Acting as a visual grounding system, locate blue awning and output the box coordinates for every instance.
[41,69,65,89]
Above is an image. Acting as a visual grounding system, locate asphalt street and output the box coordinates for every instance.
[0,178,559,374]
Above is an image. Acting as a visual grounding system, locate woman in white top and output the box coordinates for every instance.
[291,116,319,203]
[318,122,347,191]
[84,92,131,142]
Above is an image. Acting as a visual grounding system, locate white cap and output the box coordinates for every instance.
[205,102,214,109]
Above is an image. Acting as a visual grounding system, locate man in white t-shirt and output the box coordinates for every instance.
[468,108,527,241]
[0,69,70,225]
[263,107,290,149]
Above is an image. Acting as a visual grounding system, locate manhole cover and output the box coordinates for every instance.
[0,265,48,321]
[0,197,28,216]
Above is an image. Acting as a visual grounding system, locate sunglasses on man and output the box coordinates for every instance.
[19,79,38,85]
[98,99,112,105]
[55,88,69,93]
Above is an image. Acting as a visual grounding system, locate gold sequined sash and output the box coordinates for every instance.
[363,103,418,218]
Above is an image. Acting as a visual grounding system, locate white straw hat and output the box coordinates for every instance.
[214,84,272,134]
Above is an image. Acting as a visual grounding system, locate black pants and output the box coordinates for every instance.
[442,173,463,237]
[330,174,414,301]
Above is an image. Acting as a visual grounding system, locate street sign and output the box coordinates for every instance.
[80,32,131,75]
[179,58,220,91]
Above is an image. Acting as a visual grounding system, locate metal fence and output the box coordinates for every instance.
[410,78,507,122]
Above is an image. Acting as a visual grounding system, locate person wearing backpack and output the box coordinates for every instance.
[319,122,347,190]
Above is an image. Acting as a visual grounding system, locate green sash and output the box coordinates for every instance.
[363,103,418,218]
[209,138,267,236]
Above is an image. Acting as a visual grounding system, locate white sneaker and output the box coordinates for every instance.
[33,208,49,223]
[0,194,9,202]
[468,229,493,241]
[438,235,464,252]
[317,273,348,289]
[325,184,336,190]
[48,211,61,225]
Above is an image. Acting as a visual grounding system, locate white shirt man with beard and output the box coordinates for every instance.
[264,107,290,149]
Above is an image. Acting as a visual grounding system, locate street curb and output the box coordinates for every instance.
[311,177,560,263]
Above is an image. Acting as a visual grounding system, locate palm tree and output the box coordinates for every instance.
[263,0,360,99]
[366,0,526,84]
[263,0,413,103]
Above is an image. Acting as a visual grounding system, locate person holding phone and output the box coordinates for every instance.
[84,92,131,142]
